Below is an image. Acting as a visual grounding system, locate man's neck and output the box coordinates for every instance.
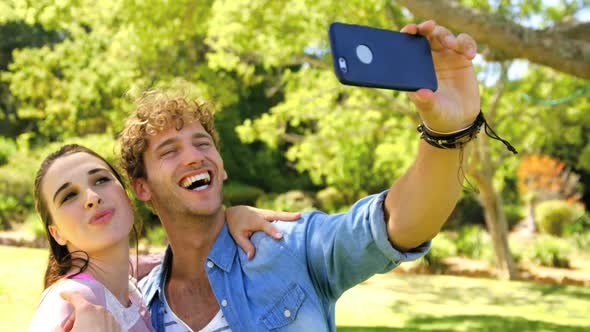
[161,207,226,280]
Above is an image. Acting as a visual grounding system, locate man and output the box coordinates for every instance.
[117,20,480,331]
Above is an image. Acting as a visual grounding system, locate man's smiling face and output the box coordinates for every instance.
[133,121,227,219]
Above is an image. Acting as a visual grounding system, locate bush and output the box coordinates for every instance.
[422,232,457,273]
[145,226,167,246]
[456,225,488,259]
[535,200,582,236]
[0,137,17,166]
[315,187,351,213]
[504,205,524,231]
[523,235,573,268]
[444,193,485,230]
[0,165,36,229]
[223,182,265,206]
[256,191,316,212]
[23,213,46,240]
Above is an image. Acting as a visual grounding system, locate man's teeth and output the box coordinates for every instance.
[180,172,211,189]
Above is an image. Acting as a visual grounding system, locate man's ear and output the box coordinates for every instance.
[222,169,228,181]
[48,224,67,246]
[132,178,152,202]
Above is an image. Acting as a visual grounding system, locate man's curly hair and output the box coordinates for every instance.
[119,89,219,180]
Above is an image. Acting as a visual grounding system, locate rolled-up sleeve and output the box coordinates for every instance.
[291,190,430,300]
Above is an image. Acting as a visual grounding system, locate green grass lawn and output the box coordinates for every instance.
[2,245,589,331]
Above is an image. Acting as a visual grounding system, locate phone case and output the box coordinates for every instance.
[329,22,438,91]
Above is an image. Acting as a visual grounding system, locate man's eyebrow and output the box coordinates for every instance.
[155,137,179,152]
[53,182,71,203]
[192,132,212,140]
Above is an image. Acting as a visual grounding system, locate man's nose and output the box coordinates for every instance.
[181,145,205,166]
[84,189,103,210]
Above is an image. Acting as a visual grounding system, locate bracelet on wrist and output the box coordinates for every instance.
[416,111,517,154]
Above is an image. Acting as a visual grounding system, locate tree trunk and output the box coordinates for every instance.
[469,138,518,280]
[395,0,590,79]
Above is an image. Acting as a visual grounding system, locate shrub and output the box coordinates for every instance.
[256,191,316,212]
[0,137,17,166]
[524,235,573,268]
[503,205,524,231]
[456,225,488,259]
[0,165,35,229]
[535,200,582,236]
[145,226,168,246]
[444,193,485,230]
[23,213,46,240]
[223,182,265,206]
[315,187,351,213]
[422,232,457,273]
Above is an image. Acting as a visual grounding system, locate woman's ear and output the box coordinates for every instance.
[48,224,67,246]
[132,178,152,202]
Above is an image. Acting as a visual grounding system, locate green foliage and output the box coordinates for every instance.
[315,186,353,213]
[456,226,490,260]
[0,137,16,165]
[223,181,265,206]
[523,235,574,268]
[145,226,167,246]
[503,204,525,230]
[23,213,45,240]
[444,193,485,230]
[422,232,457,273]
[535,200,582,236]
[256,190,316,212]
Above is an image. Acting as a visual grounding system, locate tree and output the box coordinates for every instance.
[395,0,590,79]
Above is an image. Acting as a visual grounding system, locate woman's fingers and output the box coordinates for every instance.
[233,231,256,260]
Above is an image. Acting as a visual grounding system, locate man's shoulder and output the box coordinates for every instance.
[138,261,165,302]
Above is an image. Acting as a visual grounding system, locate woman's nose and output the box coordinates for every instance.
[84,190,103,209]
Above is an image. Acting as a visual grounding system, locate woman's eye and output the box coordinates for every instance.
[96,176,111,185]
[61,192,77,204]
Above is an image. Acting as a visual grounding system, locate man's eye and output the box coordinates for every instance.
[161,149,177,157]
[96,176,111,185]
[197,142,210,148]
[61,192,77,204]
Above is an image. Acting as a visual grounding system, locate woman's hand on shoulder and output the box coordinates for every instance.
[55,291,120,332]
[226,206,301,260]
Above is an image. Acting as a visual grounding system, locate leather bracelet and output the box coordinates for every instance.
[417,111,518,154]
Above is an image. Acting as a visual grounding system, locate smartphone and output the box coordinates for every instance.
[328,22,437,91]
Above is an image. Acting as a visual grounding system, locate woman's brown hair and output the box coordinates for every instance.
[34,144,133,288]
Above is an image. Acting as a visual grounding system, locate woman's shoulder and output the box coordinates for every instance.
[28,278,107,332]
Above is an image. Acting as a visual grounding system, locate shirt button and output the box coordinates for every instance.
[206,261,214,268]
[283,309,291,318]
[221,299,228,307]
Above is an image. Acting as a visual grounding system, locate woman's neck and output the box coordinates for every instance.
[69,240,131,306]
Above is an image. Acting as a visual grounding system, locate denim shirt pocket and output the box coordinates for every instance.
[261,283,306,330]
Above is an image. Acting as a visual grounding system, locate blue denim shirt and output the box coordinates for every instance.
[139,191,430,331]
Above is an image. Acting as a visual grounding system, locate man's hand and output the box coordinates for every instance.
[226,206,301,260]
[401,20,480,132]
[55,291,121,332]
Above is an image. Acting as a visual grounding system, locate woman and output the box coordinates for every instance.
[28,144,298,331]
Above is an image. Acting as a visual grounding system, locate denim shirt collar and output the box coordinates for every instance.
[142,222,237,305]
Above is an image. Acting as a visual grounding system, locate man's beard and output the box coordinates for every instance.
[150,183,224,221]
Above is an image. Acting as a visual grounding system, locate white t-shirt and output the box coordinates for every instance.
[161,286,231,332]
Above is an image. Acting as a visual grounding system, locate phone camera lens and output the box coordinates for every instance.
[338,57,348,73]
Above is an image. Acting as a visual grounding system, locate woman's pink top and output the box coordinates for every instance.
[28,273,154,332]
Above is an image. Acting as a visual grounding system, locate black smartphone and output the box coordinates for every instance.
[328,22,437,91]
